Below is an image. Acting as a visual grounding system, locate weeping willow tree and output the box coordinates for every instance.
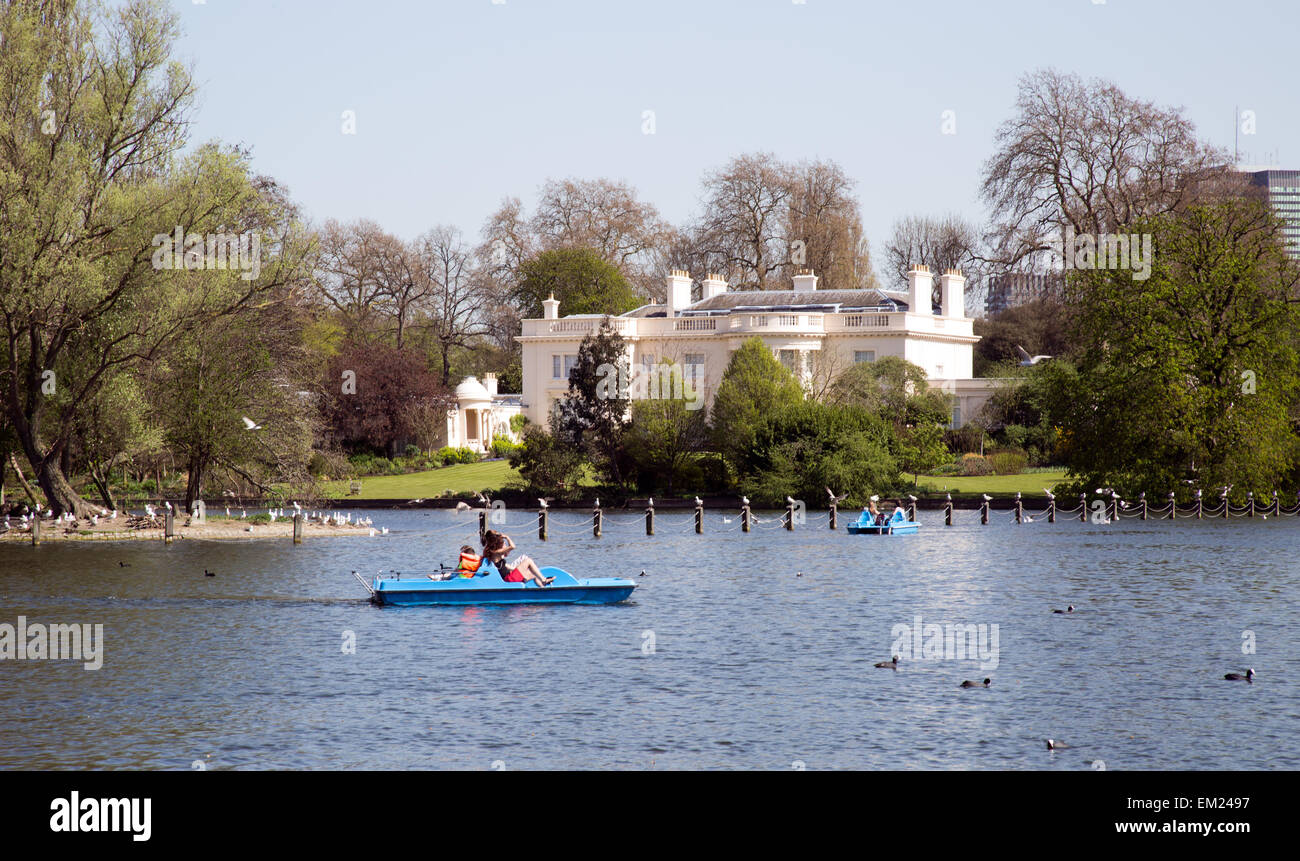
[0,0,312,514]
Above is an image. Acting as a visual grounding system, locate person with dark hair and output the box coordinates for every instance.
[481,530,553,586]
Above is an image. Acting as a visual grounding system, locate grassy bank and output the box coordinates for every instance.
[909,468,1069,496]
[319,460,520,499]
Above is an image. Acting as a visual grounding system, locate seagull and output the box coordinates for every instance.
[785,496,795,505]
[1015,345,1052,366]
[406,498,425,505]
[982,494,993,502]
[145,504,155,518]
[380,527,389,535]
[1043,488,1055,500]
[292,501,302,512]
[907,494,917,502]
[647,497,654,508]
[694,496,703,507]
[242,416,262,430]
[538,498,549,509]
[594,497,600,508]
[826,487,847,503]
[455,501,471,511]
[869,494,879,502]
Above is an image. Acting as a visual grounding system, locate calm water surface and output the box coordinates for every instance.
[1,508,1296,770]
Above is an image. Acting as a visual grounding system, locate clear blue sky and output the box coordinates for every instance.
[172,0,1297,271]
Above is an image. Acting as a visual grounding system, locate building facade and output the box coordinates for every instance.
[1243,168,1300,259]
[983,272,1061,317]
[517,266,998,429]
[444,373,523,453]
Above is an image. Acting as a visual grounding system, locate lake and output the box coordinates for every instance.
[1,507,1295,770]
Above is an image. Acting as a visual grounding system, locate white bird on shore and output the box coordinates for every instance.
[240,509,247,519]
[145,504,155,518]
[242,416,262,430]
[109,510,117,520]
[455,501,471,512]
[268,510,277,522]
[225,506,231,517]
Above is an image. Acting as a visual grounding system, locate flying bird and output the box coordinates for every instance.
[1015,345,1052,366]
[538,498,549,509]
[242,416,262,430]
[1043,488,1055,500]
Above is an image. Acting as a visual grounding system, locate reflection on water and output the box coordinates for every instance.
[1,510,1297,770]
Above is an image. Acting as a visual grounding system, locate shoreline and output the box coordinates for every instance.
[0,519,376,543]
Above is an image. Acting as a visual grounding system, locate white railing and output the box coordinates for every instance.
[840,314,893,328]
[672,318,717,331]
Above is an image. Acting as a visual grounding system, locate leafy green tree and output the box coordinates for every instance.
[625,398,709,494]
[828,356,951,428]
[555,318,632,486]
[709,338,805,473]
[737,401,899,506]
[0,0,310,515]
[514,248,642,319]
[1052,198,1300,498]
[507,413,585,494]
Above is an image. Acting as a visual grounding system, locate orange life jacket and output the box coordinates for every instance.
[458,551,481,578]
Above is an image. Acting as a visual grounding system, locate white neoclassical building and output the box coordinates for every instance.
[516,266,998,427]
[445,373,524,453]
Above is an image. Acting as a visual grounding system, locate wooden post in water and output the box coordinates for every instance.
[31,515,40,546]
[1247,492,1255,518]
[538,509,548,541]
[1014,492,1022,524]
[1047,497,1056,523]
[1139,493,1147,520]
[694,503,703,534]
[944,494,952,526]
[980,501,989,525]
[593,504,602,538]
[1079,493,1087,523]
[1272,491,1281,517]
[1221,493,1229,519]
[1110,496,1119,522]
[784,498,794,531]
[646,503,654,536]
[1195,493,1203,520]
[293,513,303,544]
[165,510,174,544]
[479,510,486,540]
[828,502,837,530]
[908,498,917,522]
[1168,492,1177,520]
[741,504,751,533]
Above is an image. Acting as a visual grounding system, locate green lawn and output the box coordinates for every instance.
[321,460,520,499]
[911,468,1069,496]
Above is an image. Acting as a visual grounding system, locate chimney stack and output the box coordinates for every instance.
[907,264,933,316]
[791,269,818,293]
[483,372,498,396]
[542,293,560,320]
[939,269,966,318]
[666,269,692,317]
[701,273,727,301]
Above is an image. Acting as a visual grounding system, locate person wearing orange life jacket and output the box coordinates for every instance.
[456,545,482,578]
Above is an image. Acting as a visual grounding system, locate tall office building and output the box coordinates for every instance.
[1242,168,1300,259]
[983,273,1061,317]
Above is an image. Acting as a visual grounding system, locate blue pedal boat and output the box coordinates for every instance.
[355,566,636,606]
[846,509,921,535]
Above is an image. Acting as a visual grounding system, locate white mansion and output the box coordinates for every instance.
[515,265,997,428]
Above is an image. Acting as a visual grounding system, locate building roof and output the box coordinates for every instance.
[454,376,492,402]
[682,288,913,314]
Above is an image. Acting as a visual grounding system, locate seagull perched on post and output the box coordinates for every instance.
[785,496,795,505]
[982,494,993,502]
[826,487,847,503]
[1043,488,1055,500]
[538,498,549,509]
[647,497,654,508]
[741,496,750,507]
[694,496,703,507]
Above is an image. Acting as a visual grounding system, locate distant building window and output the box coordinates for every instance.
[684,353,705,368]
[778,349,799,374]
[951,405,962,428]
[553,354,579,379]
[854,350,875,364]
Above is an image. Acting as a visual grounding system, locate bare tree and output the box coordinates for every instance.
[884,214,987,307]
[314,219,395,341]
[785,159,879,291]
[415,226,491,386]
[696,153,796,290]
[981,68,1226,269]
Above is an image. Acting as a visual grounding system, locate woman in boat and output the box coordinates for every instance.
[868,497,885,526]
[481,530,554,586]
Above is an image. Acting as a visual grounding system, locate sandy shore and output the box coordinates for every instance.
[0,517,377,542]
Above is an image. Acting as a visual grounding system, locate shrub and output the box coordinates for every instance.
[960,453,993,476]
[404,444,421,458]
[490,434,521,459]
[988,450,1028,475]
[437,446,479,465]
[509,414,527,434]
